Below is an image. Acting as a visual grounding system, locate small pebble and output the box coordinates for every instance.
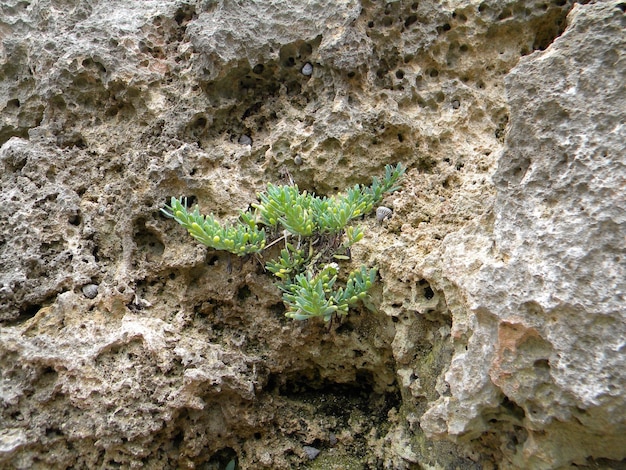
[329,433,338,446]
[303,446,320,460]
[294,155,303,165]
[301,62,313,76]
[82,284,99,299]
[451,99,460,109]
[238,134,252,146]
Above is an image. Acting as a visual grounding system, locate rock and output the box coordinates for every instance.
[423,2,626,468]
[186,0,360,79]
[0,138,100,321]
[238,134,252,146]
[303,445,320,460]
[301,62,313,76]
[0,0,614,469]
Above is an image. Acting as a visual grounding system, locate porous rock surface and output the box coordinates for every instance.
[1,0,624,469]
[421,2,626,468]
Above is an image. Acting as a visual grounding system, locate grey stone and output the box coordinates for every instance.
[238,134,252,146]
[301,62,313,76]
[303,445,320,460]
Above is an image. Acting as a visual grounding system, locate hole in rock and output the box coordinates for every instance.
[424,286,434,300]
[9,301,45,326]
[56,132,86,149]
[174,4,195,25]
[208,447,237,469]
[404,15,418,28]
[453,11,468,22]
[497,8,512,20]
[269,302,286,317]
[172,431,184,449]
[268,369,401,426]
[335,321,355,335]
[236,285,252,301]
[192,115,207,129]
[68,213,81,226]
[133,218,165,260]
[509,157,531,183]
[45,427,63,438]
[501,396,526,421]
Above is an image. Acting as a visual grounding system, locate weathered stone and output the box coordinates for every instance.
[303,445,320,460]
[187,0,360,78]
[423,2,626,468]
[1,0,617,469]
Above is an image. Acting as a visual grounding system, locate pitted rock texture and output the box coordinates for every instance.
[422,2,626,469]
[1,0,623,469]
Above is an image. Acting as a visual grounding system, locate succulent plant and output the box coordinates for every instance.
[265,244,309,284]
[281,264,377,321]
[161,197,266,255]
[163,163,405,322]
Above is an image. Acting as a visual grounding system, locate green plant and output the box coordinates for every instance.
[163,197,266,255]
[281,264,377,321]
[162,163,405,322]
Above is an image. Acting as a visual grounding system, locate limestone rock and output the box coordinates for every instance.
[187,0,361,78]
[1,0,619,469]
[423,2,626,468]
